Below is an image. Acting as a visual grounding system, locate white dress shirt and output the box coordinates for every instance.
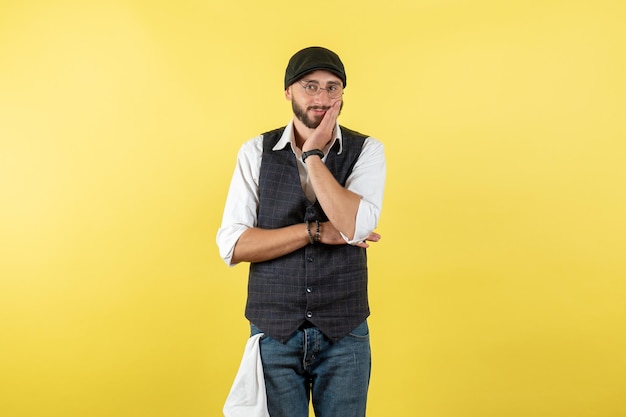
[216,120,386,266]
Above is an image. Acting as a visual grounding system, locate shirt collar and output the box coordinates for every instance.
[272,120,343,155]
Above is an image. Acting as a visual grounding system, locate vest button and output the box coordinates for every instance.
[307,256,314,262]
[306,311,313,318]
[306,287,313,293]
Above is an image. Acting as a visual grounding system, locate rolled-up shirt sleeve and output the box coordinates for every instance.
[216,137,262,266]
[342,137,386,244]
[217,131,385,263]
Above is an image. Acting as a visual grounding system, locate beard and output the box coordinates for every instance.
[292,99,344,129]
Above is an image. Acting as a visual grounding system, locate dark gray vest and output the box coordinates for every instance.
[245,126,369,343]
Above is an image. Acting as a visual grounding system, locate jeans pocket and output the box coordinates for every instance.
[250,323,265,338]
[348,320,369,340]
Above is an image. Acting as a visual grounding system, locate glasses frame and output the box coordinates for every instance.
[298,81,344,99]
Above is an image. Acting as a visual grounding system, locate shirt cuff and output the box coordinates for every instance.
[216,224,249,266]
[340,199,379,245]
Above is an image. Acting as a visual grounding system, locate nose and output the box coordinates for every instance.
[313,88,332,104]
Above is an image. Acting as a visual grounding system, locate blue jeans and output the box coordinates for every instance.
[250,321,371,417]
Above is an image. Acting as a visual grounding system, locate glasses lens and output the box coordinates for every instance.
[301,83,319,96]
[328,87,343,99]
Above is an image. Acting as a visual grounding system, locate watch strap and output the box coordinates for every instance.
[302,149,324,163]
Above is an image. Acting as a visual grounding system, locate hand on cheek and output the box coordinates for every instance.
[305,99,342,152]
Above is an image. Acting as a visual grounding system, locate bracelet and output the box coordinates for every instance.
[306,221,315,245]
[302,149,324,163]
[315,220,320,243]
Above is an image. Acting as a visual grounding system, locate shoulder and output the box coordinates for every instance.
[339,125,369,140]
[261,126,286,137]
[237,134,263,162]
[339,125,384,151]
[259,126,287,150]
[241,133,263,149]
[237,124,287,160]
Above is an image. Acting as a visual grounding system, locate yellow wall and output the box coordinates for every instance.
[1,0,625,416]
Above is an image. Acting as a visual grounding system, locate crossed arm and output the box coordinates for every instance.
[231,101,381,264]
[232,221,380,264]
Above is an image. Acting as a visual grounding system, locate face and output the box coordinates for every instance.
[286,70,344,129]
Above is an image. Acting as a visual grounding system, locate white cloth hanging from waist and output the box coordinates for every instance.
[223,333,269,417]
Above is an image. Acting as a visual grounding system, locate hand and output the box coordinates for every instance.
[317,221,381,248]
[302,100,342,152]
[355,231,381,249]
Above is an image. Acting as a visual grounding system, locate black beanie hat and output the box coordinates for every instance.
[284,46,346,90]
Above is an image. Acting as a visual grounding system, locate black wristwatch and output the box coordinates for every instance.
[302,149,324,163]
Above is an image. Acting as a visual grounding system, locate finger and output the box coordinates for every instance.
[323,100,341,123]
[329,100,342,119]
[321,104,339,129]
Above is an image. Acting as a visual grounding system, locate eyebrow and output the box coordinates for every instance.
[302,79,341,86]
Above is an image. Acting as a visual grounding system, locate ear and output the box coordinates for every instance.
[285,86,292,101]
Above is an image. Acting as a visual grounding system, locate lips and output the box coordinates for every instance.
[309,106,329,115]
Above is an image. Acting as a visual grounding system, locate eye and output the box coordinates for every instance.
[328,85,339,92]
[305,83,319,92]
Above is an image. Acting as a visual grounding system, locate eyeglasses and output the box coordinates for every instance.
[298,81,344,99]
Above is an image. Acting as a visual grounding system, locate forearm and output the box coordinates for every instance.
[305,156,361,240]
[231,224,309,264]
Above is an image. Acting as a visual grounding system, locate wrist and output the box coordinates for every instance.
[305,220,321,245]
[305,221,315,245]
[302,149,324,163]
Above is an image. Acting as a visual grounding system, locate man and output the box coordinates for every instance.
[217,46,385,417]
